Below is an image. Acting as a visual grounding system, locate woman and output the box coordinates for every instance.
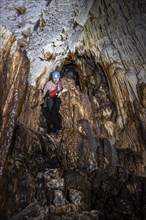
[43,71,62,134]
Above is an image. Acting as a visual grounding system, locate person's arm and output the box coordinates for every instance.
[57,88,68,97]
[57,81,63,92]
[57,80,68,97]
[43,82,50,97]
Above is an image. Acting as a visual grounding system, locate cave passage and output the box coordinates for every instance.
[0,33,146,220]
[0,0,146,217]
[40,62,81,135]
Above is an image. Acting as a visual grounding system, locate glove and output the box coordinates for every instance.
[57,88,68,97]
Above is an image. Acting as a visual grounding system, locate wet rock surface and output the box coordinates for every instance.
[0,0,146,219]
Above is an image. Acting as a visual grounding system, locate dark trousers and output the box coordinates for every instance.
[46,96,62,131]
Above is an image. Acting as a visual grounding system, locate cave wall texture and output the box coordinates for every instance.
[0,0,146,219]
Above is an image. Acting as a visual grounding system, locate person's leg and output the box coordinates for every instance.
[46,97,57,131]
[47,97,61,132]
[50,107,61,132]
[46,96,62,133]
[55,97,61,112]
[54,97,62,129]
[46,97,53,111]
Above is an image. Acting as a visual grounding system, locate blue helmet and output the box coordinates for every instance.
[51,71,60,79]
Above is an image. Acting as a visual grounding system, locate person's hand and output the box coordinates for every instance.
[58,88,68,97]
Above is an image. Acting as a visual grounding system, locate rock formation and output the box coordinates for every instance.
[0,0,146,219]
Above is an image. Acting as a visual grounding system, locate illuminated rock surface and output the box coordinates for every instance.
[0,0,146,219]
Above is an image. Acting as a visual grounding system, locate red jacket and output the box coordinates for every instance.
[49,88,58,97]
[43,80,62,97]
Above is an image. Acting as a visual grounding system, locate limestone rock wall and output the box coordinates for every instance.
[81,0,146,153]
[0,25,30,175]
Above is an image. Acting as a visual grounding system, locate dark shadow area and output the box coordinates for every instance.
[40,105,52,134]
[62,63,80,87]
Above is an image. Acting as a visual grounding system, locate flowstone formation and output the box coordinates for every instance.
[0,0,146,219]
